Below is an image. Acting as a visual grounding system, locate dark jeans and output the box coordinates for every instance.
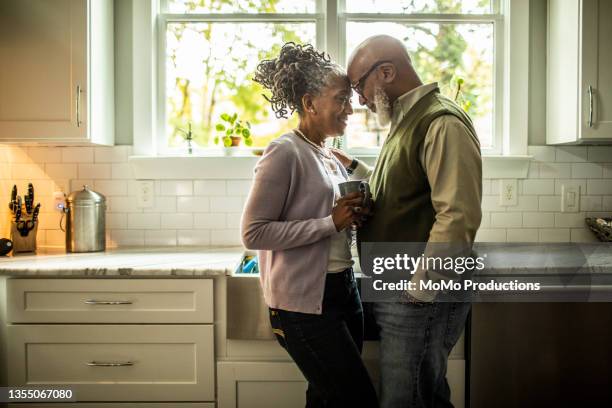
[374,301,471,408]
[269,268,379,408]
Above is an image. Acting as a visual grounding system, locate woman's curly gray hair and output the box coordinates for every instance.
[253,42,345,119]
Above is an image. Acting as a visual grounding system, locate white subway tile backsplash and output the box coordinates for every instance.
[522,179,554,195]
[94,180,128,196]
[26,147,62,163]
[556,146,588,162]
[178,229,210,246]
[2,144,611,248]
[507,229,539,242]
[108,196,141,213]
[10,164,47,179]
[142,196,177,213]
[95,146,131,163]
[194,213,226,229]
[587,146,612,163]
[111,230,145,246]
[587,179,612,195]
[161,180,193,196]
[62,147,94,163]
[571,163,603,179]
[210,196,244,212]
[481,196,507,212]
[145,230,177,246]
[580,196,603,212]
[210,229,241,246]
[45,163,77,180]
[522,212,554,228]
[160,213,193,229]
[527,146,556,162]
[507,195,539,212]
[78,164,111,179]
[491,212,522,228]
[194,180,226,196]
[106,213,127,229]
[554,213,586,228]
[227,180,253,195]
[70,179,94,192]
[570,228,598,243]
[475,228,507,242]
[127,213,161,229]
[554,179,586,196]
[539,228,570,243]
[177,196,210,213]
[539,163,571,179]
[111,163,134,179]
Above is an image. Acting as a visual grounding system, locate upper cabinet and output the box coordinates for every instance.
[0,0,114,145]
[547,0,612,144]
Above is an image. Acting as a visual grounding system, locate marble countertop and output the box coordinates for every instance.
[0,246,245,277]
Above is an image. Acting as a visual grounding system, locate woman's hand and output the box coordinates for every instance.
[330,148,353,168]
[332,192,368,231]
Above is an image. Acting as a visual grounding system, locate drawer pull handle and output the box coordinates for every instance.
[84,300,133,305]
[87,361,134,367]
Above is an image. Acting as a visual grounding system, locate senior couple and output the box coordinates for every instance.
[241,35,482,408]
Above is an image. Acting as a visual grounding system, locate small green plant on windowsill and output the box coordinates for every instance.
[214,113,254,153]
[176,122,194,155]
[452,77,472,113]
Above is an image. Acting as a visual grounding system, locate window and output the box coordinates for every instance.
[158,0,501,154]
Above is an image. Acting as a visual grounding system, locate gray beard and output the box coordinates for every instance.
[373,87,392,127]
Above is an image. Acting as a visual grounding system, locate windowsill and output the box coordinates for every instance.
[129,154,532,180]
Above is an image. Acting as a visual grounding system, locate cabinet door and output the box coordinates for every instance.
[217,361,307,408]
[0,0,86,141]
[581,0,612,139]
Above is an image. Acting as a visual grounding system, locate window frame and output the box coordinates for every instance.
[146,0,517,158]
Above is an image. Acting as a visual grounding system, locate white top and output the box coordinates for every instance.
[321,154,353,273]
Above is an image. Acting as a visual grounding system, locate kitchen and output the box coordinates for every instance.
[1,0,612,407]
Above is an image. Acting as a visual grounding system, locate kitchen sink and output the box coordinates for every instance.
[226,253,379,341]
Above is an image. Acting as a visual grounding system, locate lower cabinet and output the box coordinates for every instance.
[217,361,307,408]
[8,324,215,402]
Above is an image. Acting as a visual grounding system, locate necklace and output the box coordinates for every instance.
[293,128,331,159]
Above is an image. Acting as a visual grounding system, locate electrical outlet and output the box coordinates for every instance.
[499,179,518,206]
[52,191,66,212]
[561,184,580,212]
[137,180,155,208]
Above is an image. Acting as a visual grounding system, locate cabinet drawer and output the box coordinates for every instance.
[8,325,215,402]
[7,279,213,323]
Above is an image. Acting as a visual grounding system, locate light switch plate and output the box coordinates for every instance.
[499,179,518,206]
[137,180,155,208]
[561,184,580,212]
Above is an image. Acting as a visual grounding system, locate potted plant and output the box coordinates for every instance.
[214,113,253,155]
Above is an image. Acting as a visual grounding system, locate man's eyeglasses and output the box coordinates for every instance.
[351,60,392,98]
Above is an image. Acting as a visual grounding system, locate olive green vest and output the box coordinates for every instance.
[358,87,479,244]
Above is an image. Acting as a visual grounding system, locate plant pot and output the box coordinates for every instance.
[230,136,241,147]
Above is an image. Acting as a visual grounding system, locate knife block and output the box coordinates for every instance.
[10,220,38,253]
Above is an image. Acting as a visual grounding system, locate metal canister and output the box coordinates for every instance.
[65,186,106,252]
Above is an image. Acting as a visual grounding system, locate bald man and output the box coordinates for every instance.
[333,35,482,407]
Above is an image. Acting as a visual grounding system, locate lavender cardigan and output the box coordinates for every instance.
[241,132,347,314]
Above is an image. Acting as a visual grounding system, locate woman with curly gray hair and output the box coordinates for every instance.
[241,42,377,407]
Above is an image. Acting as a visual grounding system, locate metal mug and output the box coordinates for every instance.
[338,180,372,208]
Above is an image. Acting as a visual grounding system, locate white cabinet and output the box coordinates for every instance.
[5,279,216,403]
[0,0,114,145]
[217,361,307,408]
[547,0,612,143]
